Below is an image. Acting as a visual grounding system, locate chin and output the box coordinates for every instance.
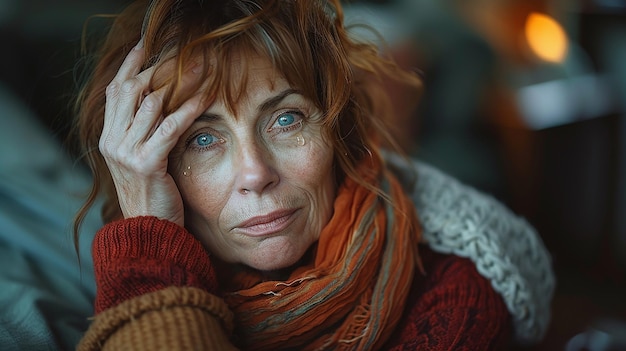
[245,238,313,273]
[247,252,302,272]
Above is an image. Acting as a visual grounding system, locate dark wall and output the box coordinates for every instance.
[0,1,128,144]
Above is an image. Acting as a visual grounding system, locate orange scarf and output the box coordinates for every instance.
[223,158,422,350]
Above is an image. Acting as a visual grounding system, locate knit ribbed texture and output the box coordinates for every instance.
[382,247,511,350]
[77,286,236,351]
[80,216,511,350]
[91,216,218,313]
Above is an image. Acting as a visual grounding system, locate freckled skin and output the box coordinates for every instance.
[170,57,336,272]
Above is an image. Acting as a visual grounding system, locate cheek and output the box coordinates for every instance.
[312,137,335,178]
[303,143,336,240]
[173,146,229,205]
[286,133,333,178]
[290,137,335,205]
[175,163,232,228]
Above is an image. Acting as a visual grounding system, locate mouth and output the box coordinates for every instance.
[233,209,299,237]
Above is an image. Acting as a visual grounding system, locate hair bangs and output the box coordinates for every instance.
[155,2,329,121]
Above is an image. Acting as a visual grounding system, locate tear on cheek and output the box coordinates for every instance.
[295,133,306,146]
[274,133,306,148]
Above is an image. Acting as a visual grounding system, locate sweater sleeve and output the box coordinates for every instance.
[78,216,237,350]
[383,246,512,351]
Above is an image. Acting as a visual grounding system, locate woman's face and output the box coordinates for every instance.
[170,56,336,272]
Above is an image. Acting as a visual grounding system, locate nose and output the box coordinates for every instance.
[234,141,279,195]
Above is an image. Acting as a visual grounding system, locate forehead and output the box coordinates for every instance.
[203,53,290,113]
[236,55,283,93]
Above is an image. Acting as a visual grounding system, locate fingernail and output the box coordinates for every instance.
[135,37,144,50]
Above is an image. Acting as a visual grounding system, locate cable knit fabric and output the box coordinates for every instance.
[386,153,555,345]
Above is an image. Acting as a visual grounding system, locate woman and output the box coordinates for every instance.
[73,0,553,350]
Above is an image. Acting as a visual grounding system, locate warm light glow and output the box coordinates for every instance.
[525,12,568,63]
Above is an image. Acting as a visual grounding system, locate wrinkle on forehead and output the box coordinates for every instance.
[149,44,282,118]
[202,51,283,118]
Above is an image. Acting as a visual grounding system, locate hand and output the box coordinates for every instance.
[99,40,204,226]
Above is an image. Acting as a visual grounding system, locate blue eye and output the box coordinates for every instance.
[268,110,304,134]
[196,133,215,146]
[184,128,223,152]
[277,113,295,126]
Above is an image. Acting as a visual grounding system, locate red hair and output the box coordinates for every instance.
[72,0,421,243]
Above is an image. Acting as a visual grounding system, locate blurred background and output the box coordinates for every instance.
[343,0,626,349]
[1,0,625,349]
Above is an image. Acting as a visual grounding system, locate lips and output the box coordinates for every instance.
[233,209,298,237]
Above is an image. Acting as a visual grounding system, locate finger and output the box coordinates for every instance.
[143,93,207,161]
[113,66,156,130]
[101,40,147,135]
[125,61,205,149]
[126,86,166,143]
[127,60,204,141]
[112,39,145,84]
[101,66,156,150]
[104,53,183,137]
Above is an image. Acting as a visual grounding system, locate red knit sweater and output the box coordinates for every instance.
[91,216,511,350]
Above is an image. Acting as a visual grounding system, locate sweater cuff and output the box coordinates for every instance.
[78,286,237,351]
[92,216,218,312]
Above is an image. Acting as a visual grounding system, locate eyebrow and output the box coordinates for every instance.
[196,88,301,122]
[258,88,300,113]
